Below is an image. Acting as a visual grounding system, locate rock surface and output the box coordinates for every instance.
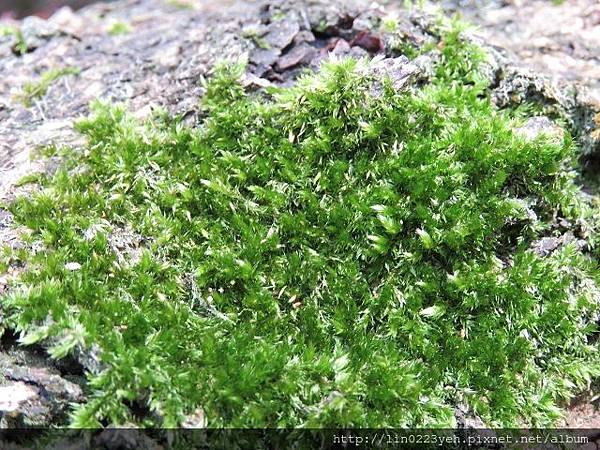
[0,333,86,427]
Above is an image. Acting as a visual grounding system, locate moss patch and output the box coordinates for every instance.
[0,24,27,55]
[107,21,132,36]
[18,67,81,107]
[2,23,600,428]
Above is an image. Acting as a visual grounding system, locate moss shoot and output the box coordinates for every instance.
[107,21,132,36]
[18,67,81,107]
[0,24,27,55]
[2,23,600,428]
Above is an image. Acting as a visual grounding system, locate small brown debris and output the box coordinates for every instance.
[350,31,384,54]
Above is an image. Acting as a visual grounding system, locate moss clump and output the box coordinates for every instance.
[2,24,600,428]
[1,24,27,55]
[165,0,195,9]
[18,67,81,107]
[107,21,132,36]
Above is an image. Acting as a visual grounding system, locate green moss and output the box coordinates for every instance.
[403,0,426,10]
[165,0,195,9]
[1,24,27,55]
[434,17,487,87]
[0,24,15,37]
[271,11,287,21]
[2,21,600,429]
[18,67,81,107]
[381,16,399,33]
[108,21,132,36]
[241,28,270,50]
